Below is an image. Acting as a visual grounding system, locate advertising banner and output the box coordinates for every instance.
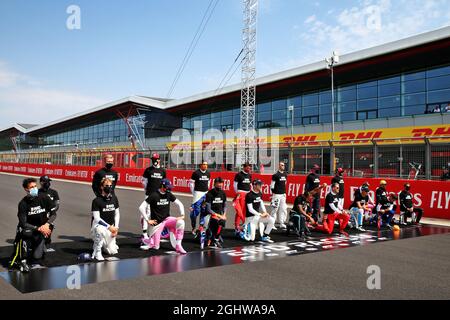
[1,162,449,219]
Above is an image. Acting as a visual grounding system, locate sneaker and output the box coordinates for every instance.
[142,237,153,247]
[339,231,349,237]
[261,235,274,243]
[357,226,366,232]
[92,251,105,261]
[280,224,287,230]
[235,228,242,237]
[213,239,222,248]
[347,222,354,229]
[176,244,187,254]
[19,259,30,273]
[140,244,151,251]
[387,225,393,230]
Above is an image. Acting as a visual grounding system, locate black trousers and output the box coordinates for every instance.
[20,228,46,262]
[403,208,423,223]
[311,196,320,222]
[208,218,226,239]
[289,213,308,235]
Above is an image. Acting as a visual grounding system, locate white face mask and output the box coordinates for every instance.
[29,187,38,197]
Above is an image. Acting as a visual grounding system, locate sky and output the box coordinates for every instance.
[0,0,449,128]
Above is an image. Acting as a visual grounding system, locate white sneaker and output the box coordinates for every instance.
[261,236,274,243]
[92,250,105,261]
[279,224,287,230]
[357,226,366,232]
[140,244,151,251]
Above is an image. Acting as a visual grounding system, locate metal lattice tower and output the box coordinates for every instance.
[239,0,258,165]
[127,111,147,150]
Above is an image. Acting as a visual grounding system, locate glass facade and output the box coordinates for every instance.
[182,64,450,131]
[41,117,135,147]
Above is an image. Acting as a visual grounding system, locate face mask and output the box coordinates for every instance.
[215,186,222,191]
[42,182,51,190]
[103,186,112,194]
[315,169,320,174]
[105,163,113,170]
[405,187,410,191]
[29,187,38,197]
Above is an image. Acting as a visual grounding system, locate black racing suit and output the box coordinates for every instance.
[15,194,53,263]
[38,187,60,246]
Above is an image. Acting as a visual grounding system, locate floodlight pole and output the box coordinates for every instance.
[326,51,339,174]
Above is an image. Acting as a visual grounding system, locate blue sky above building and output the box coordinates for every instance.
[0,0,449,127]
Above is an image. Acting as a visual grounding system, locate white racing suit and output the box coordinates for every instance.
[243,202,275,242]
[91,209,120,258]
[270,193,287,225]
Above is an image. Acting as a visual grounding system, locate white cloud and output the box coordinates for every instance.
[0,61,106,128]
[285,0,450,69]
[304,15,317,24]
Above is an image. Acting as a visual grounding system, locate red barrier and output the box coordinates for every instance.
[1,162,449,220]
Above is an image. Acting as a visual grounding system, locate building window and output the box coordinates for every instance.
[358,85,378,99]
[379,83,401,97]
[303,92,319,106]
[427,89,450,104]
[302,116,319,125]
[357,110,377,120]
[403,79,426,94]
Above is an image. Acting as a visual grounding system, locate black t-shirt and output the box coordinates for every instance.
[234,171,252,192]
[92,168,118,196]
[146,191,177,224]
[38,188,60,211]
[191,170,210,192]
[143,166,167,195]
[331,175,344,198]
[18,194,53,229]
[350,189,369,209]
[399,190,413,211]
[292,195,310,214]
[272,171,288,194]
[324,192,340,214]
[245,191,263,217]
[376,187,388,205]
[205,188,227,214]
[305,173,320,193]
[91,194,120,226]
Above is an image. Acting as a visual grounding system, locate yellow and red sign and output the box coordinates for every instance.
[167,124,450,149]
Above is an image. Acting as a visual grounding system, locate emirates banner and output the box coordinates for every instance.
[1,162,449,220]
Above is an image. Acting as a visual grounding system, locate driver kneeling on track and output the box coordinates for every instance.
[139,178,187,254]
[91,178,120,261]
[242,179,275,243]
[9,178,54,272]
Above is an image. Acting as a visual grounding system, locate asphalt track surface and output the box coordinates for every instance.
[0,173,449,300]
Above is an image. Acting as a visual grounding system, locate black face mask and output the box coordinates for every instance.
[42,182,51,190]
[103,186,112,194]
[315,170,320,174]
[405,187,410,191]
[105,163,113,170]
[215,187,222,192]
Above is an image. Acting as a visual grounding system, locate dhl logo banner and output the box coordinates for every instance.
[166,124,450,149]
